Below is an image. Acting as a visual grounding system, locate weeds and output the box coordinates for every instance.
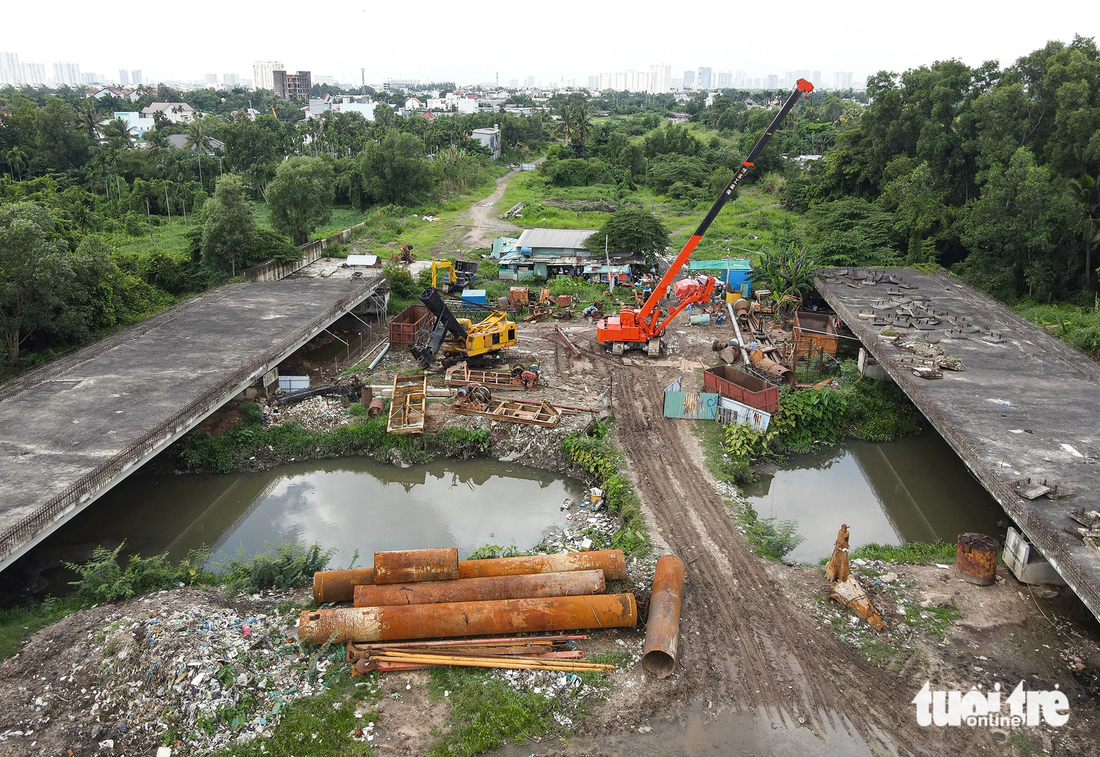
[848,541,957,564]
[562,421,651,557]
[727,501,803,561]
[467,544,525,560]
[66,543,214,602]
[219,542,334,595]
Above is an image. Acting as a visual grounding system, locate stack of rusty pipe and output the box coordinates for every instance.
[300,548,637,645]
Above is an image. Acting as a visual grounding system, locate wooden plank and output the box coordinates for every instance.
[452,396,561,427]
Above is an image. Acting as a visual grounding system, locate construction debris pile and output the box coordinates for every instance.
[263,395,353,433]
[0,589,317,757]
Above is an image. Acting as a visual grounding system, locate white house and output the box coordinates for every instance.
[109,111,155,138]
[141,102,196,124]
[470,126,501,159]
[404,97,423,110]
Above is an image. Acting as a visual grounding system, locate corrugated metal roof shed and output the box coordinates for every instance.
[516,228,598,250]
[688,258,752,271]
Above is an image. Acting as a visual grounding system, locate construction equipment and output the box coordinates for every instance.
[596,78,814,355]
[410,288,517,369]
[431,259,478,293]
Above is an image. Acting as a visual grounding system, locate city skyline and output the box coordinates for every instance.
[1,0,1093,88]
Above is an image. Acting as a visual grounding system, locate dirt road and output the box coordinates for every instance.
[560,329,980,756]
[432,160,542,255]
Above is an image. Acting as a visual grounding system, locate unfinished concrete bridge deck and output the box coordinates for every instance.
[816,268,1100,620]
[0,274,383,572]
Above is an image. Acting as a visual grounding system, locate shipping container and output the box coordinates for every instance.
[702,365,780,414]
[389,304,431,347]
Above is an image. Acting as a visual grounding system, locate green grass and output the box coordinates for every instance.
[1018,301,1100,360]
[847,541,957,564]
[0,596,87,660]
[427,667,557,757]
[96,216,197,256]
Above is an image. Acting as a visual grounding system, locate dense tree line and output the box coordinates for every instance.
[0,84,550,369]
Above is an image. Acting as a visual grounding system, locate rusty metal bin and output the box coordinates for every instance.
[956,532,998,585]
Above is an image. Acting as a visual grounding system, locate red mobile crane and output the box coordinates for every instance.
[596,78,814,355]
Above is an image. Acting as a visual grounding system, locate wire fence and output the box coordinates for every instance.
[0,279,379,563]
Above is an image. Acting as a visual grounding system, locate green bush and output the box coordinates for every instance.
[220,543,334,594]
[66,543,213,602]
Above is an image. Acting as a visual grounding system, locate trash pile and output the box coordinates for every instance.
[544,488,622,553]
[0,588,326,757]
[263,395,352,433]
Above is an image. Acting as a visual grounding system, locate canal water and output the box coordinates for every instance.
[32,458,584,585]
[742,431,1005,563]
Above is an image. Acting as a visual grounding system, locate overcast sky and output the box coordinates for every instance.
[3,0,1095,86]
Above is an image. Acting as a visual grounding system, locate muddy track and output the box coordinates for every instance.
[571,336,979,756]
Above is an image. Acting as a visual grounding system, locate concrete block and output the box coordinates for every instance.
[857,347,889,381]
[1003,527,1067,586]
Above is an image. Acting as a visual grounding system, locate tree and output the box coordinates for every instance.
[360,131,433,205]
[1068,175,1100,290]
[267,157,335,246]
[99,117,135,151]
[184,116,216,189]
[199,174,258,277]
[0,203,76,366]
[585,206,670,266]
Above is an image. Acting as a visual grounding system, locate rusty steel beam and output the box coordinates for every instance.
[313,550,628,603]
[299,593,638,644]
[374,548,459,585]
[353,569,605,607]
[642,554,686,679]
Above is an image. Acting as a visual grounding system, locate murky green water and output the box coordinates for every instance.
[39,458,584,574]
[742,432,1005,563]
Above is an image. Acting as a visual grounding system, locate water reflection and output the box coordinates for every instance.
[743,432,1004,563]
[39,458,583,575]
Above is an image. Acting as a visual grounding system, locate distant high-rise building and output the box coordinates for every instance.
[734,70,745,88]
[514,78,523,87]
[0,51,22,85]
[314,74,336,86]
[766,74,778,89]
[204,73,217,85]
[682,70,694,89]
[223,73,240,86]
[670,77,683,91]
[783,70,812,88]
[696,67,712,90]
[253,60,284,91]
[22,62,45,84]
[752,77,762,89]
[118,69,130,86]
[81,72,103,85]
[131,70,142,85]
[647,63,671,94]
[526,75,535,86]
[52,62,81,86]
[812,70,822,86]
[833,71,853,90]
[717,70,732,88]
[272,70,311,100]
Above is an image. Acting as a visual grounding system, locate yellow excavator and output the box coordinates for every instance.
[410,288,517,368]
[431,259,478,293]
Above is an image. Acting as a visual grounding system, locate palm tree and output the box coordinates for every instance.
[570,101,593,145]
[144,128,170,156]
[1069,175,1100,291]
[184,116,214,189]
[75,99,101,142]
[99,117,135,150]
[5,147,27,180]
[550,103,573,145]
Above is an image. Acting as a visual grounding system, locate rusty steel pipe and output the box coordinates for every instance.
[299,593,638,644]
[642,554,686,679]
[353,569,605,607]
[313,549,627,603]
[314,568,375,604]
[956,532,998,585]
[374,548,459,585]
[367,397,385,417]
[456,550,627,582]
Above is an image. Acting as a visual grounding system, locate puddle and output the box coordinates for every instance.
[490,701,878,756]
[743,432,1005,563]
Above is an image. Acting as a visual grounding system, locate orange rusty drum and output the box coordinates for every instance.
[956,532,998,585]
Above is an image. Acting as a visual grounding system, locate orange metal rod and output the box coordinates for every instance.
[642,554,686,679]
[300,593,637,644]
[353,569,605,607]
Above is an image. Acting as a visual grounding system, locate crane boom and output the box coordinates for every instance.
[597,78,814,351]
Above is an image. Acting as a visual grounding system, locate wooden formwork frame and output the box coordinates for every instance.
[388,374,427,434]
[444,363,522,390]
